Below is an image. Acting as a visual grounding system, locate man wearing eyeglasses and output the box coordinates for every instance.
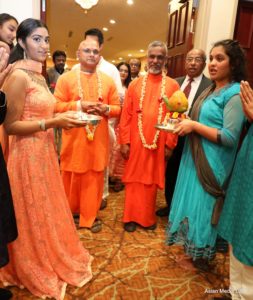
[73,28,122,212]
[54,39,121,233]
[156,48,212,217]
[129,58,141,80]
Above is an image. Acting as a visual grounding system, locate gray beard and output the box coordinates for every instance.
[149,68,162,75]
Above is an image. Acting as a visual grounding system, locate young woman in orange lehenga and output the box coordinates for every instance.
[0,18,92,300]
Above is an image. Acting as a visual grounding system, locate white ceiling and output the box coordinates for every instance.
[46,0,170,65]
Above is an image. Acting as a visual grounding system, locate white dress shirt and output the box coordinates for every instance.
[180,74,203,114]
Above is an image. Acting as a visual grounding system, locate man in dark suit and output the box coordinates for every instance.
[156,48,212,217]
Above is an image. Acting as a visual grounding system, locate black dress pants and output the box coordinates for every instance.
[165,136,185,211]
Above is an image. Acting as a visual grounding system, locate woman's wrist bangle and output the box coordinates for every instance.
[38,119,46,131]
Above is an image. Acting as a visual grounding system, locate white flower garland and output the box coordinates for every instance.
[138,72,166,150]
[77,69,103,141]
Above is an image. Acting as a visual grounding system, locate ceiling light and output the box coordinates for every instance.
[103,27,108,31]
[127,0,134,5]
[110,19,116,24]
[112,60,115,63]
[118,57,123,60]
[128,54,132,57]
[140,49,144,52]
[75,0,99,10]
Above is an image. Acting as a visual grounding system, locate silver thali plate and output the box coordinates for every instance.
[77,112,102,125]
[155,124,176,133]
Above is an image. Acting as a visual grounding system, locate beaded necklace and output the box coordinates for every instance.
[138,72,166,150]
[76,69,103,141]
[21,69,49,91]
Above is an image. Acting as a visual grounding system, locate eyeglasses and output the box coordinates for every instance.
[186,57,204,63]
[82,48,99,55]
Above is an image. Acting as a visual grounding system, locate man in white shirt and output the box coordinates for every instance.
[176,49,211,114]
[156,48,212,217]
[73,28,122,210]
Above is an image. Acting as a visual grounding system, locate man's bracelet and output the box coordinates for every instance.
[104,105,110,116]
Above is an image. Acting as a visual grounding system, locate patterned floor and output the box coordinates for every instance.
[3,189,230,300]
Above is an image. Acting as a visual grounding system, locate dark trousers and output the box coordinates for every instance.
[0,146,17,268]
[165,136,185,211]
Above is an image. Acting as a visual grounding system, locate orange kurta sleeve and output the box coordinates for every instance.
[119,83,135,144]
[54,72,79,113]
[106,78,121,118]
[165,132,178,150]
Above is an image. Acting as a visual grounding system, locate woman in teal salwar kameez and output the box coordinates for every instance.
[166,39,247,270]
[218,81,253,299]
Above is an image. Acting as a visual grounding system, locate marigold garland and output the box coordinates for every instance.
[138,72,166,150]
[77,69,102,141]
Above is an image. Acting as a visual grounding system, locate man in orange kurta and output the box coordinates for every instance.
[54,40,120,231]
[119,41,179,232]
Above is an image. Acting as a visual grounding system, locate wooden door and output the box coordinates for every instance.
[167,0,194,78]
[234,0,253,86]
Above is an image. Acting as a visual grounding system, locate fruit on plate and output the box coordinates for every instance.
[163,90,188,113]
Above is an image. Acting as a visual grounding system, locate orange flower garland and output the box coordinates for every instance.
[77,69,102,141]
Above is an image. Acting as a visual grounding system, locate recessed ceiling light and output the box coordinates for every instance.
[128,54,132,57]
[103,27,108,31]
[112,60,115,63]
[127,0,134,5]
[110,19,116,24]
[118,57,123,60]
[140,49,144,52]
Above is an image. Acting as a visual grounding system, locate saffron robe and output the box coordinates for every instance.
[119,73,179,226]
[54,69,121,227]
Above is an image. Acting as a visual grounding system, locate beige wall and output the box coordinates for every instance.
[194,0,239,75]
[0,0,41,23]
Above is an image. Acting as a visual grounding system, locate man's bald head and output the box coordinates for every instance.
[78,39,99,51]
[185,48,206,78]
[77,39,100,72]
